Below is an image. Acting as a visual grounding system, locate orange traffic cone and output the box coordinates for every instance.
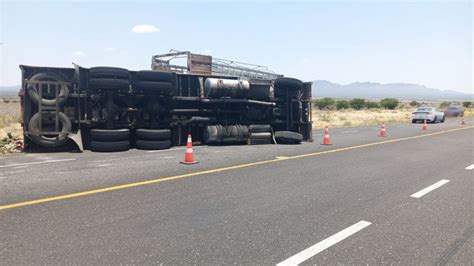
[180,134,198,165]
[422,120,428,131]
[461,117,466,125]
[321,126,332,145]
[379,123,387,137]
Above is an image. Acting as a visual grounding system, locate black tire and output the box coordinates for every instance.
[89,67,130,79]
[249,132,272,139]
[135,129,171,141]
[27,72,70,106]
[90,129,130,142]
[274,77,304,90]
[137,70,176,83]
[441,116,445,123]
[248,138,272,145]
[248,124,271,133]
[412,119,416,124]
[27,112,72,147]
[274,131,303,144]
[89,78,130,90]
[135,139,171,150]
[90,140,130,152]
[134,81,175,95]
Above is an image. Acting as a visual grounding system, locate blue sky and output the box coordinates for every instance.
[0,1,472,93]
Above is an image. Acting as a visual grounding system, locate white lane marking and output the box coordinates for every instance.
[276,156,290,160]
[13,165,29,169]
[0,159,76,169]
[163,156,175,159]
[465,164,474,170]
[277,221,371,266]
[410,179,450,198]
[341,130,359,134]
[97,164,111,167]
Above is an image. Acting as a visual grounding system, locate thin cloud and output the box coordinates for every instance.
[104,47,117,53]
[72,51,86,57]
[132,24,160,33]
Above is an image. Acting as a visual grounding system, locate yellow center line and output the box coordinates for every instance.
[1,126,472,211]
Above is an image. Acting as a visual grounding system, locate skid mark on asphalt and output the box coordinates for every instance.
[410,179,450,198]
[277,221,371,265]
[0,126,472,211]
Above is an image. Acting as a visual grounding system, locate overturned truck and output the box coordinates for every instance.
[19,51,313,152]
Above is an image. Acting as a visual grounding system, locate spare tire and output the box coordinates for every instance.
[27,112,71,147]
[27,72,70,106]
[137,70,176,83]
[135,129,171,141]
[90,140,130,152]
[90,129,130,142]
[274,77,304,90]
[89,78,130,90]
[134,81,175,95]
[135,140,171,150]
[89,67,130,79]
[274,131,303,144]
[249,124,271,133]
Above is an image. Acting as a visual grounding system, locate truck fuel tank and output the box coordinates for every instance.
[204,78,250,98]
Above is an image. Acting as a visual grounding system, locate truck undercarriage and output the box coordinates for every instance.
[19,51,313,152]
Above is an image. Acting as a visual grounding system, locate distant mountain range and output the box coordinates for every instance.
[1,81,472,100]
[0,86,20,96]
[312,80,472,101]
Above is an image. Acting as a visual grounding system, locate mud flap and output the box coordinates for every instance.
[67,129,84,151]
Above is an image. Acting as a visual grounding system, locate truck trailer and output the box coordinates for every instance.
[18,51,313,152]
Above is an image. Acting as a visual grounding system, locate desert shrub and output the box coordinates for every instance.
[3,99,10,103]
[349,98,366,110]
[335,100,350,110]
[409,100,419,107]
[314,97,335,110]
[462,101,472,108]
[440,101,451,108]
[366,101,380,109]
[380,98,399,110]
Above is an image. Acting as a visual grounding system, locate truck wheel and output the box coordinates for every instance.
[274,131,303,144]
[90,129,130,142]
[134,81,175,95]
[274,77,304,90]
[89,78,130,90]
[248,124,271,133]
[27,112,71,147]
[135,129,171,141]
[137,70,176,83]
[27,72,70,106]
[90,140,130,152]
[135,140,171,150]
[89,67,130,79]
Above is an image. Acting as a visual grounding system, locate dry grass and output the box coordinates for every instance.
[312,107,415,129]
[0,97,23,140]
[312,106,474,129]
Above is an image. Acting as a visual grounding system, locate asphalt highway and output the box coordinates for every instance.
[0,118,472,264]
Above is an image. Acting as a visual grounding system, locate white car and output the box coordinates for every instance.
[412,107,445,123]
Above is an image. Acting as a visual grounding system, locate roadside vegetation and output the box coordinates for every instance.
[312,98,473,129]
[0,97,23,153]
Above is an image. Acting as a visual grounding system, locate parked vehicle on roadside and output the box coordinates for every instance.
[18,51,313,152]
[444,106,464,117]
[412,107,445,123]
